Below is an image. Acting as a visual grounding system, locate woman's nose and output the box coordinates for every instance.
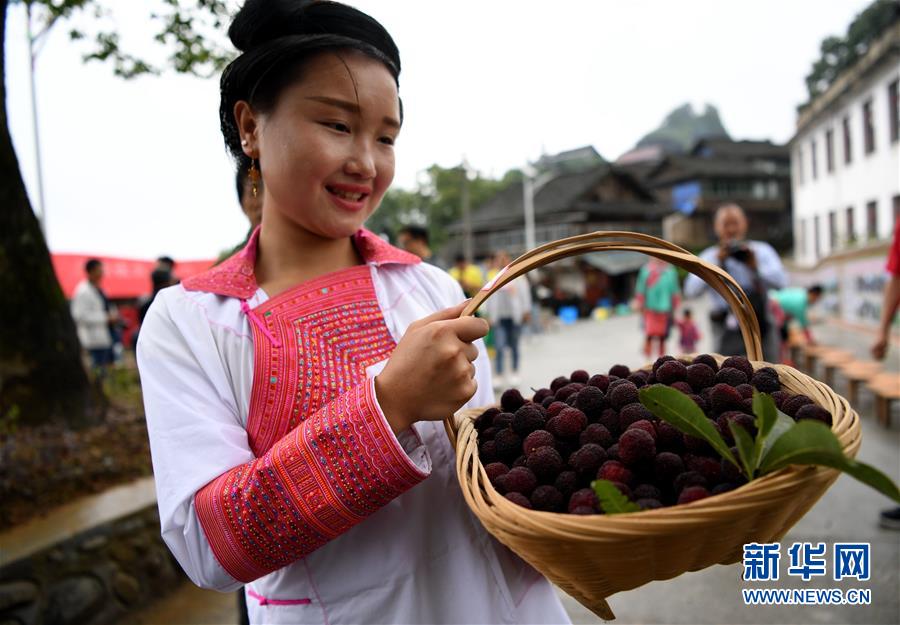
[344,145,376,179]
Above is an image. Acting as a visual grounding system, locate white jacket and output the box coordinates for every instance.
[485,275,533,325]
[137,240,570,625]
[70,280,112,349]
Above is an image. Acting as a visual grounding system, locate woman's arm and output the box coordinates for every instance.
[137,291,430,589]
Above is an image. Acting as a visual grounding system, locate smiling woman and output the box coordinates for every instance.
[134,1,570,625]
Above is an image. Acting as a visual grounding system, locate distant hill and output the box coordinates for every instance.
[634,103,731,154]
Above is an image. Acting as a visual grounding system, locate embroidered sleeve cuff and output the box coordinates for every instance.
[195,381,429,583]
[369,377,432,474]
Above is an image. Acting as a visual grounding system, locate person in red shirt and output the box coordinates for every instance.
[874,218,900,530]
[872,219,900,360]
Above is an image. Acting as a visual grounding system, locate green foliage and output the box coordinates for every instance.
[366,164,519,252]
[640,386,900,503]
[16,0,235,78]
[592,479,640,515]
[638,385,739,469]
[801,0,899,107]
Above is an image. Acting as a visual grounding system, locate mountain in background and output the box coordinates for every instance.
[634,103,731,154]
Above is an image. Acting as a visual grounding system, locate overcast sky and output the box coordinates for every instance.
[5,0,871,259]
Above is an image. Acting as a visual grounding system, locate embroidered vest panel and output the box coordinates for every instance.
[246,265,397,456]
[194,265,429,582]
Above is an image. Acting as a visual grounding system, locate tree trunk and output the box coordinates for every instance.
[0,0,101,429]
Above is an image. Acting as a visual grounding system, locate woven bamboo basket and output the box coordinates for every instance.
[444,232,862,620]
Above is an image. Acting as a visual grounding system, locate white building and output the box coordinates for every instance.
[790,21,900,267]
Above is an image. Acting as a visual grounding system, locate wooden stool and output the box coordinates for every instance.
[820,349,855,387]
[786,329,806,367]
[867,372,900,427]
[802,344,834,377]
[841,360,884,406]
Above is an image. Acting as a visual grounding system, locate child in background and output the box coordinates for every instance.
[677,308,701,354]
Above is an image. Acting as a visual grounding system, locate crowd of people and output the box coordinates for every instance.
[629,203,832,367]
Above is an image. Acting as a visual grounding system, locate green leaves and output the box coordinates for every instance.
[592,479,640,515]
[759,420,900,503]
[639,384,900,504]
[729,421,756,480]
[639,385,738,469]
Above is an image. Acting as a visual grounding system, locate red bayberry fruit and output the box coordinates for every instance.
[678,485,710,504]
[609,381,639,409]
[523,430,555,456]
[618,428,656,465]
[568,487,600,512]
[526,446,564,481]
[504,492,533,508]
[597,460,635,487]
[530,485,565,511]
[570,369,590,384]
[656,360,688,385]
[555,407,588,438]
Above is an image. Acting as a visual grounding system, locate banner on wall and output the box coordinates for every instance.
[789,254,894,329]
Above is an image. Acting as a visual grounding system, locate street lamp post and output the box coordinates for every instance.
[522,164,537,252]
[461,157,475,263]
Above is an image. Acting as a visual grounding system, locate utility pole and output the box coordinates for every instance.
[522,163,536,252]
[461,157,474,263]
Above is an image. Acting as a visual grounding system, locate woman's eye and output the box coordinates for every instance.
[324,122,350,133]
[379,136,396,146]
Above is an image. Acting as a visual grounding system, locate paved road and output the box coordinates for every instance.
[125,302,900,624]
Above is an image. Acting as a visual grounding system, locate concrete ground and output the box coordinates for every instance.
[124,300,900,625]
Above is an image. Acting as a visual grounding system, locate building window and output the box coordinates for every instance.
[767,180,779,199]
[828,211,838,250]
[893,194,900,222]
[866,200,878,239]
[798,218,806,259]
[842,115,852,164]
[814,215,821,260]
[863,99,875,154]
[811,139,818,179]
[825,129,834,173]
[845,206,855,245]
[796,147,804,185]
[890,79,899,143]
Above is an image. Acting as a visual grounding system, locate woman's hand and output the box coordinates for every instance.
[376,302,489,433]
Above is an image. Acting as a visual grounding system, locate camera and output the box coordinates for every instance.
[726,241,752,263]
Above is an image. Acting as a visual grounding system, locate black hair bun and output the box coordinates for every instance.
[228,0,399,74]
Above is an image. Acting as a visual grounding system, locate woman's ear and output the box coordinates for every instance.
[234,101,259,157]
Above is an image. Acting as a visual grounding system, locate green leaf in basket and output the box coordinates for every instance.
[753,390,778,440]
[758,420,900,503]
[751,391,783,471]
[592,479,640,515]
[639,385,739,469]
[729,421,756,480]
[757,408,796,466]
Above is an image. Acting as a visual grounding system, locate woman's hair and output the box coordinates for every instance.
[220,0,402,172]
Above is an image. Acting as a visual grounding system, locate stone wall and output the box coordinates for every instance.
[0,506,183,625]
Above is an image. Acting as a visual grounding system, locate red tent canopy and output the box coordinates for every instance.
[52,254,217,300]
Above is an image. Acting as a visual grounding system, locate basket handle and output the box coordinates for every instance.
[461,231,763,361]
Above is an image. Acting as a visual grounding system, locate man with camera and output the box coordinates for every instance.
[684,203,787,360]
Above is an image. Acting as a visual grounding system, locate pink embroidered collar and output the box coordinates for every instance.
[182,226,420,299]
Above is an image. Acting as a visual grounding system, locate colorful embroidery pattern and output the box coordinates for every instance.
[194,260,427,583]
[195,381,426,582]
[246,266,397,454]
[182,227,420,300]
